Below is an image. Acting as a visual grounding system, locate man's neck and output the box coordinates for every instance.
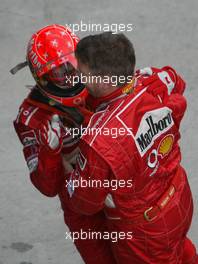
[87,79,135,112]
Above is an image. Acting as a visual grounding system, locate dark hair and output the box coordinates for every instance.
[75,32,136,84]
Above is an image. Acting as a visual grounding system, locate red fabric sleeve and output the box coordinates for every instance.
[162,66,186,95]
[143,66,186,104]
[166,94,187,129]
[14,121,65,197]
[29,146,64,197]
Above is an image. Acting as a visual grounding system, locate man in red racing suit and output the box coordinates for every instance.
[13,87,116,264]
[65,64,198,263]
[12,24,116,264]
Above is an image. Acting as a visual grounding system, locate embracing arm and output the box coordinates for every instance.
[13,119,65,197]
[65,140,110,215]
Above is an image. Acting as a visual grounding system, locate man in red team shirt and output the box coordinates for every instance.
[63,32,198,263]
[12,25,117,264]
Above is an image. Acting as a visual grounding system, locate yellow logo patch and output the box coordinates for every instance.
[158,134,174,158]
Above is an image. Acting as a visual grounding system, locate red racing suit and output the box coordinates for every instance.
[13,87,116,264]
[66,66,198,264]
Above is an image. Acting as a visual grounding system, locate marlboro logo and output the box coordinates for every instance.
[135,107,174,156]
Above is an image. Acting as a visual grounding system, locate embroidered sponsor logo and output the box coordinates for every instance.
[135,107,174,156]
[23,137,37,147]
[158,134,174,158]
[76,151,87,171]
[21,130,37,147]
[147,134,174,177]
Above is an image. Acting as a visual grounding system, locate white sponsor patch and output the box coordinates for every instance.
[135,107,174,157]
[23,136,37,147]
[27,156,38,173]
[157,71,175,95]
[21,130,37,147]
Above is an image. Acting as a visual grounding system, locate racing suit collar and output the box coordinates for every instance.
[87,78,135,112]
[27,86,85,125]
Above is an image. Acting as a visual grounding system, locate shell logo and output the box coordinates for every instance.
[158,134,174,158]
[122,78,135,94]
